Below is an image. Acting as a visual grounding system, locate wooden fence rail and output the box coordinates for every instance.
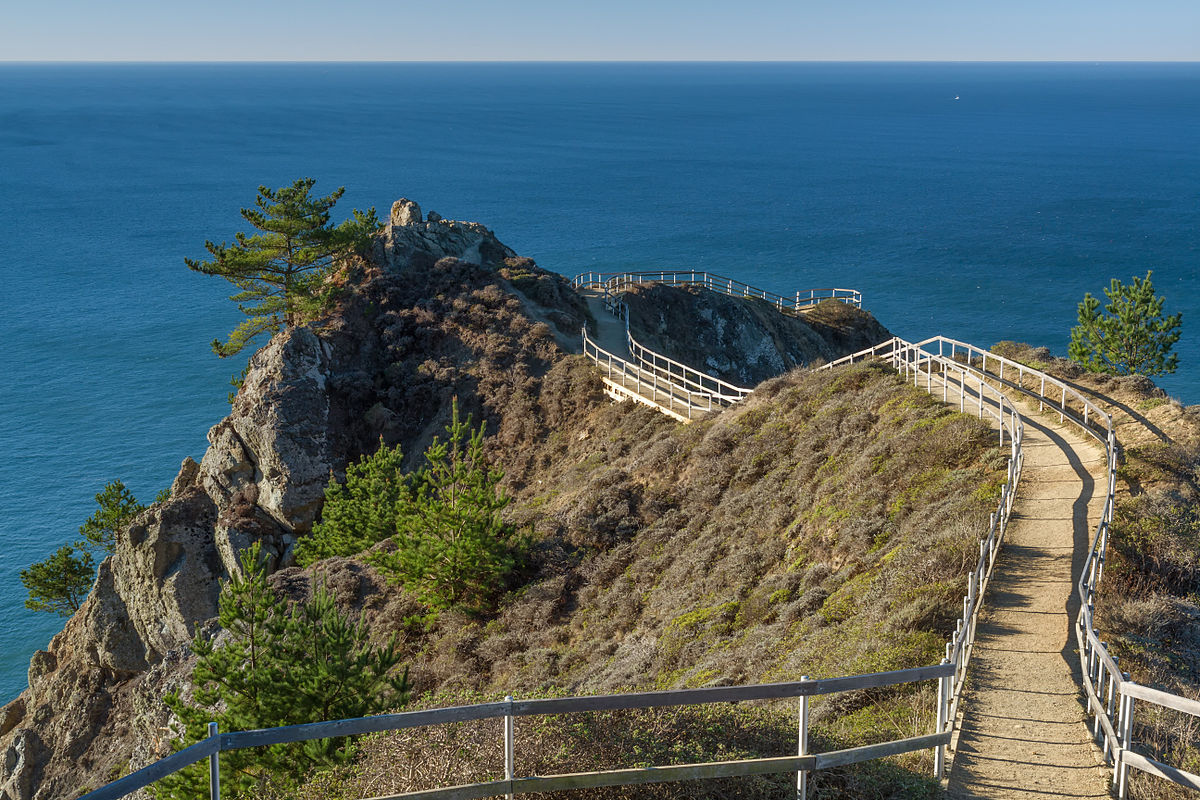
[838,334,1200,799]
[79,665,954,800]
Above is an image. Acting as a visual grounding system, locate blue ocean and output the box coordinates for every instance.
[1,62,1197,702]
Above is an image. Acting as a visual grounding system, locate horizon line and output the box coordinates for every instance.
[2,58,1198,65]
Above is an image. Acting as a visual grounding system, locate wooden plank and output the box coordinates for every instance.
[224,703,509,751]
[512,755,816,793]
[77,737,218,800]
[364,780,510,800]
[1122,751,1200,791]
[513,663,953,716]
[1122,683,1200,718]
[813,732,950,769]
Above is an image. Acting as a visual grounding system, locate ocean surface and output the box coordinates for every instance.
[1,62,1198,703]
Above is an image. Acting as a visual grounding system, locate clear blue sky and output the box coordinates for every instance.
[2,0,1197,61]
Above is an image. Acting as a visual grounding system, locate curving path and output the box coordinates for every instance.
[576,278,1119,796]
[946,406,1111,798]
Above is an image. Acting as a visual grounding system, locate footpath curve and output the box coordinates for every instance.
[944,397,1111,798]
[573,274,1199,798]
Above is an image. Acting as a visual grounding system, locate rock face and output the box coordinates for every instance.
[0,203,586,800]
[374,198,517,272]
[0,199,890,799]
[623,283,892,387]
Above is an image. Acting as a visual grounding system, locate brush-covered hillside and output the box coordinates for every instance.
[0,201,1005,800]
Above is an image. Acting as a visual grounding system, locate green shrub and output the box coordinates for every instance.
[295,440,409,566]
[155,544,409,800]
[299,401,521,615]
[368,402,520,614]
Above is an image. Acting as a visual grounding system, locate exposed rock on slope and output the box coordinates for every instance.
[0,207,588,800]
[623,283,891,386]
[0,202,904,800]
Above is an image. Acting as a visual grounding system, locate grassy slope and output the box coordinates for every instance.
[294,359,1007,798]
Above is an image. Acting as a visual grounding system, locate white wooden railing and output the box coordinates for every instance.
[835,335,1200,798]
[79,664,956,800]
[572,271,861,418]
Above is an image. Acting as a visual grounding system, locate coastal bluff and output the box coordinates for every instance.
[0,201,892,799]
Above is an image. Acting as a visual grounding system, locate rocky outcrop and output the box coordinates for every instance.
[374,198,517,272]
[623,283,891,387]
[0,203,589,800]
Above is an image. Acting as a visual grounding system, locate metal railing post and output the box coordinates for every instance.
[797,675,810,798]
[505,695,515,800]
[935,659,949,778]
[1118,684,1133,798]
[208,721,220,800]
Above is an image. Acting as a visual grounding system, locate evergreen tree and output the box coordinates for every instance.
[21,479,143,616]
[368,402,518,614]
[156,544,409,799]
[1068,271,1182,376]
[295,440,411,567]
[298,402,520,614]
[186,178,380,357]
[79,479,145,555]
[20,545,94,616]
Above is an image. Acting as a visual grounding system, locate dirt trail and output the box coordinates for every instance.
[946,404,1112,799]
[580,290,629,356]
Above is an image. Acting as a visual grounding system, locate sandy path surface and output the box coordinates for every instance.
[946,408,1112,799]
[580,290,629,356]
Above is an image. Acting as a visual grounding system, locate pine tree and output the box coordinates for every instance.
[79,479,145,555]
[295,440,411,567]
[156,544,409,799]
[298,402,520,614]
[1068,271,1182,376]
[186,178,380,357]
[20,545,94,616]
[368,402,518,614]
[21,479,143,616]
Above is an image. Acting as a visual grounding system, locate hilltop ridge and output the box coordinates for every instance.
[0,202,994,800]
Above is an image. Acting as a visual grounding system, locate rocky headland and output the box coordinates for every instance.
[0,199,1070,799]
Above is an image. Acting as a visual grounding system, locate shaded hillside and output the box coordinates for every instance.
[623,283,891,387]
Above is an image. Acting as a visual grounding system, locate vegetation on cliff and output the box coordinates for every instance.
[297,400,523,615]
[267,358,1006,798]
[186,178,380,357]
[157,544,410,799]
[20,480,144,616]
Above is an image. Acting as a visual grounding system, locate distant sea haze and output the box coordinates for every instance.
[0,61,1197,702]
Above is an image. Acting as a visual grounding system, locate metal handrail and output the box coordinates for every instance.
[573,270,863,418]
[572,270,862,311]
[81,663,955,800]
[581,326,717,420]
[829,334,1200,798]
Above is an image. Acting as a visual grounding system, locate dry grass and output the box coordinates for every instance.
[295,689,941,800]
[280,353,1004,798]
